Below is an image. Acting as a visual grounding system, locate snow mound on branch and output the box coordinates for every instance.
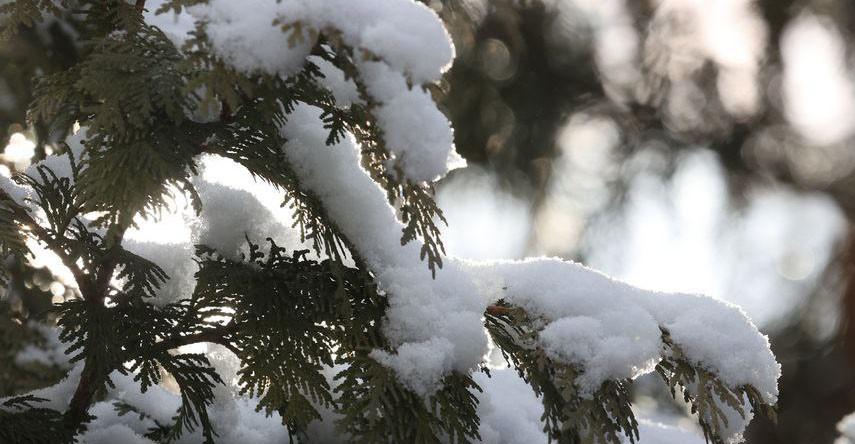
[191,0,453,83]
[640,291,779,403]
[358,60,456,181]
[188,0,312,76]
[281,104,487,394]
[477,259,779,402]
[179,0,458,182]
[482,259,663,393]
[279,102,780,415]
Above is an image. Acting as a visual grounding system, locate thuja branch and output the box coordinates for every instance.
[152,323,242,356]
[64,221,129,432]
[0,188,90,295]
[90,223,128,304]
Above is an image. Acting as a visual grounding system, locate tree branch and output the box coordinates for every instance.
[0,190,91,295]
[64,222,127,430]
[90,223,128,304]
[153,323,242,356]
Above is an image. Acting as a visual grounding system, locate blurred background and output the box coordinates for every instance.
[2,0,855,442]
[430,0,855,442]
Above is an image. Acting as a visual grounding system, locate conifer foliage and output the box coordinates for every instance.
[0,1,779,443]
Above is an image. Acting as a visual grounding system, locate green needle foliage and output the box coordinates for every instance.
[0,1,775,443]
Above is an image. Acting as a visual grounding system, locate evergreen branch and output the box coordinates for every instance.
[656,328,777,444]
[0,187,90,295]
[113,401,172,441]
[152,324,241,356]
[484,305,640,444]
[89,223,128,304]
[0,395,67,443]
[63,223,127,430]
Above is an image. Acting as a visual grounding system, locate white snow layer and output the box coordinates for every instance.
[308,55,363,108]
[280,103,778,409]
[165,0,458,182]
[191,0,452,83]
[357,60,456,181]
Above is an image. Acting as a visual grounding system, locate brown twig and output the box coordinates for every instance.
[89,223,128,304]
[153,324,242,356]
[63,223,129,432]
[486,304,514,317]
[134,0,146,13]
[64,358,99,432]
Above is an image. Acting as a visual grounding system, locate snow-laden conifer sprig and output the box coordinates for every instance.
[0,0,779,443]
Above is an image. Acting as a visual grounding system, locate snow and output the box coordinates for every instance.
[474,258,779,403]
[279,102,779,417]
[474,370,550,443]
[79,424,156,444]
[308,55,362,108]
[474,369,706,444]
[15,351,293,444]
[358,60,456,181]
[0,2,782,442]
[640,292,779,404]
[14,322,71,368]
[122,155,311,304]
[838,412,855,444]
[187,0,453,83]
[370,337,456,396]
[18,364,83,411]
[482,259,663,394]
[187,1,312,77]
[281,103,487,394]
[195,181,287,260]
[0,173,28,205]
[24,126,86,183]
[122,239,197,304]
[142,5,195,49]
[191,156,313,265]
[154,0,457,182]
